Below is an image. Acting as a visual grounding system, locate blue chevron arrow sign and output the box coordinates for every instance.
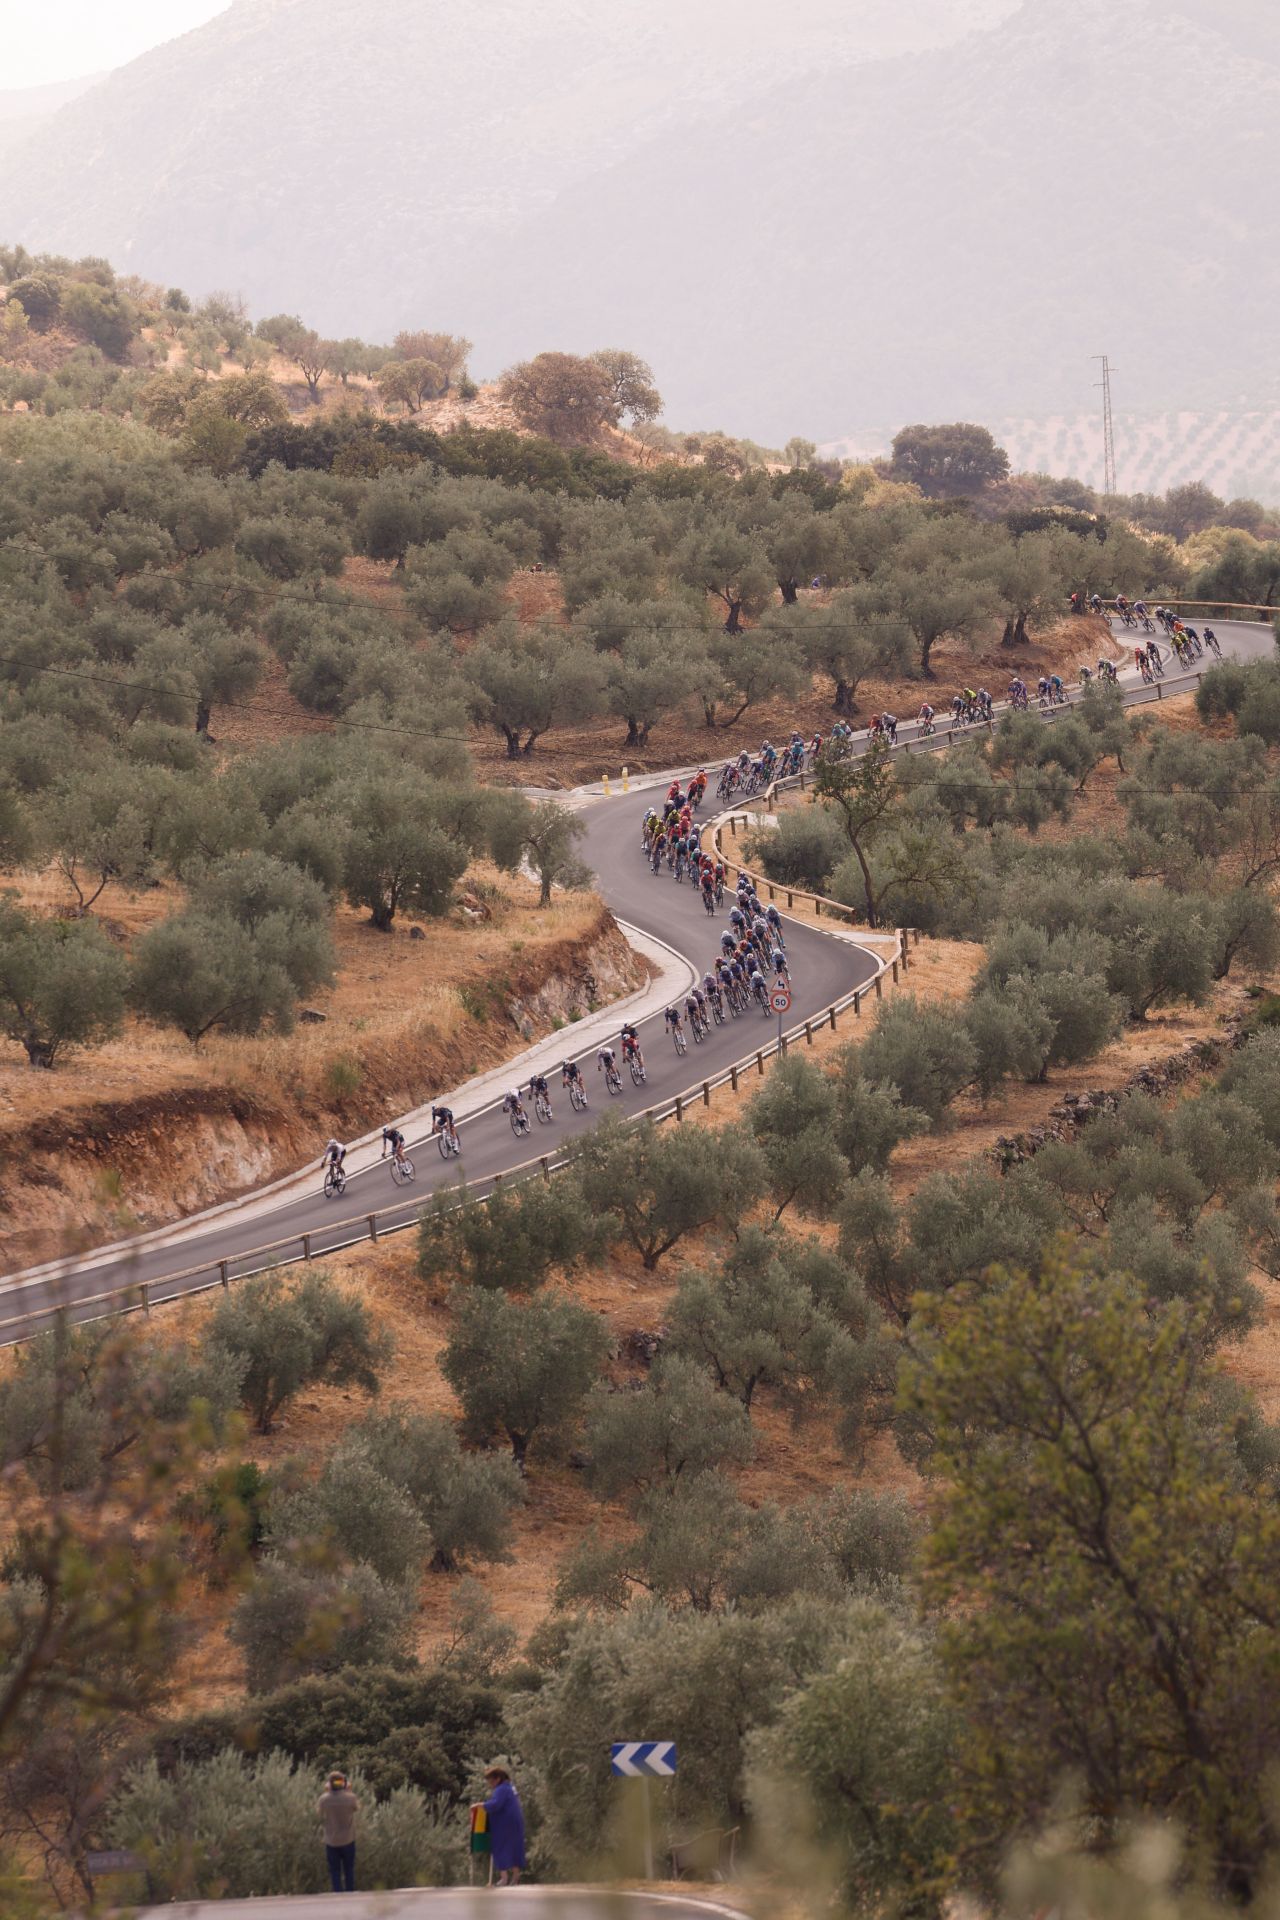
[611,1741,677,1778]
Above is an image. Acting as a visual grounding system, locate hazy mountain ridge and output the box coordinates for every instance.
[0,0,1007,321]
[0,0,1274,450]
[450,0,1280,439]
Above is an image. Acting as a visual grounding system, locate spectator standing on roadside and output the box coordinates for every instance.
[474,1757,526,1886]
[318,1770,358,1893]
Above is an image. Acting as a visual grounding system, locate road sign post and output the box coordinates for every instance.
[770,983,791,1055]
[611,1742,677,1879]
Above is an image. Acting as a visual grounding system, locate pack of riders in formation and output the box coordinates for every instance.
[319,596,1222,1195]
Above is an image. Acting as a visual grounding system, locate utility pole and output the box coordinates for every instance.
[1093,353,1117,496]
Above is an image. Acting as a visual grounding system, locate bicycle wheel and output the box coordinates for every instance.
[570,1083,588,1112]
[437,1131,455,1160]
[509,1110,525,1136]
[673,1028,687,1055]
[606,1067,622,1095]
[535,1093,553,1124]
[391,1157,415,1185]
[628,1055,645,1085]
[324,1166,345,1199]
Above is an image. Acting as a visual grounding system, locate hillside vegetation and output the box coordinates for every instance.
[5,241,1280,1916]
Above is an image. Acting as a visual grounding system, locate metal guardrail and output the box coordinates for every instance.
[0,856,916,1343]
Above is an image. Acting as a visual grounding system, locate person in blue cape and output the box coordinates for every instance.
[476,1756,526,1885]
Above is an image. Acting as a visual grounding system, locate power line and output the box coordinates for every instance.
[1093,354,1118,497]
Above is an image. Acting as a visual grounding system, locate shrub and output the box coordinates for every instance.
[746,806,848,893]
[0,897,127,1068]
[417,1175,599,1293]
[342,1406,523,1569]
[858,994,977,1124]
[230,1557,415,1694]
[206,1269,392,1433]
[441,1287,610,1469]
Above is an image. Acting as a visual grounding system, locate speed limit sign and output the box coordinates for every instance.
[770,986,792,1014]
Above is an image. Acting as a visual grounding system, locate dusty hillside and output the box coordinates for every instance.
[0,870,643,1267]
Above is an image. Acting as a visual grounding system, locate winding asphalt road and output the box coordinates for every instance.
[0,616,1272,1337]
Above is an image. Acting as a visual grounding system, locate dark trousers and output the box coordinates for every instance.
[326,1842,356,1892]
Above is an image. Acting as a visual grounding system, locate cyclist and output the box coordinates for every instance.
[749,963,768,1009]
[704,970,724,1017]
[729,903,746,936]
[562,1058,586,1100]
[771,946,791,988]
[431,1103,456,1140]
[620,1022,645,1073]
[765,901,784,948]
[1049,673,1064,702]
[502,1088,528,1125]
[1089,591,1103,615]
[1008,677,1027,709]
[685,986,707,1034]
[1204,626,1222,658]
[1079,664,1093,687]
[918,701,935,735]
[881,711,899,745]
[324,1137,347,1172]
[975,688,993,719]
[1145,636,1161,673]
[597,1042,617,1076]
[1037,675,1051,704]
[380,1124,407,1167]
[528,1071,552,1114]
[664,1004,686,1044]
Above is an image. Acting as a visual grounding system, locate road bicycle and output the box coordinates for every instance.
[603,1062,623,1095]
[436,1122,461,1159]
[389,1154,416,1186]
[626,1048,647,1086]
[323,1162,346,1199]
[533,1088,554,1124]
[670,1022,688,1056]
[508,1103,532,1137]
[568,1077,589,1113]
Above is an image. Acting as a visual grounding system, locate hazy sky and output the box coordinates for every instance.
[8,1,227,88]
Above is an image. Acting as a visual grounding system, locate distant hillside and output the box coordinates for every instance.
[0,0,1006,351]
[0,74,103,158]
[0,0,1274,448]
[456,0,1280,441]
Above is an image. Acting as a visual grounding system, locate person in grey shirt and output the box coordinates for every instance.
[318,1770,358,1893]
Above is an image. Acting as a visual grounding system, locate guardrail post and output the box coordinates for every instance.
[702,1080,711,1107]
[874,975,883,1000]
[730,1064,739,1092]
[805,1020,813,1045]
[729,817,737,837]
[815,898,822,918]
[756,1051,765,1075]
[675,1095,684,1122]
[540,1155,550,1179]
[891,957,899,984]
[787,889,794,908]
[780,1034,787,1057]
[219,1260,229,1288]
[829,1006,837,1030]
[854,991,862,1017]
[141,1283,151,1315]
[1157,681,1163,700]
[368,1214,378,1241]
[912,927,921,947]
[301,1235,311,1262]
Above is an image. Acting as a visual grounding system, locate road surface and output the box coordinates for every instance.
[140,1888,741,1920]
[0,617,1272,1335]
